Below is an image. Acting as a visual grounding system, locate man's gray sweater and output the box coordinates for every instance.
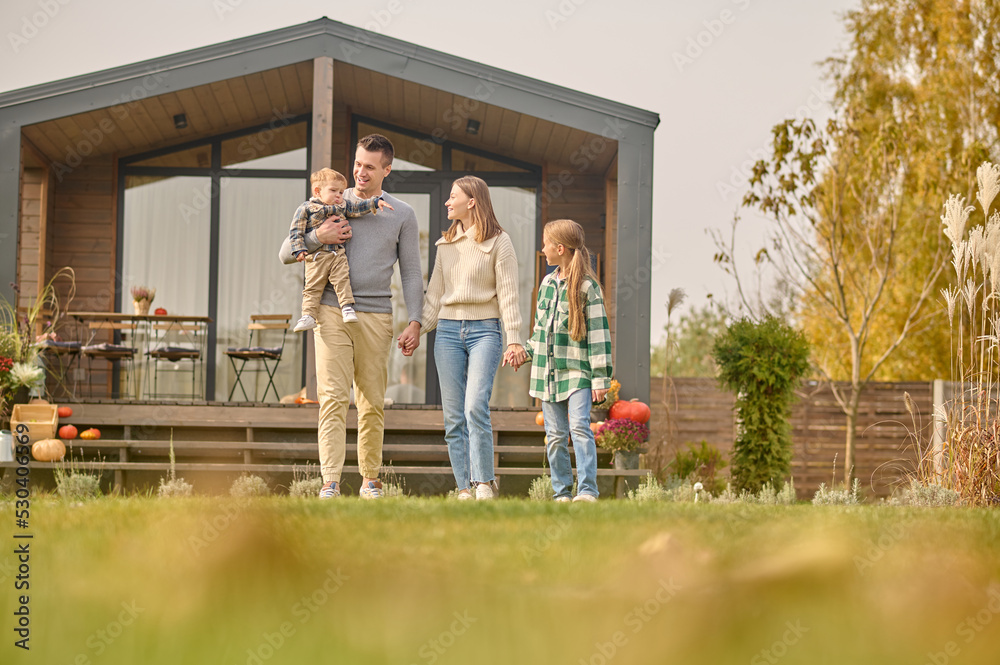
[279,189,424,323]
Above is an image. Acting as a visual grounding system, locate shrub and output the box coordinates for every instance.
[230,474,271,498]
[626,474,705,503]
[812,478,862,505]
[288,464,323,498]
[55,467,101,500]
[668,441,728,495]
[157,478,193,497]
[628,474,669,502]
[528,475,554,501]
[713,316,810,492]
[888,480,960,507]
[935,162,1000,505]
[289,477,324,498]
[158,432,192,497]
[710,480,796,505]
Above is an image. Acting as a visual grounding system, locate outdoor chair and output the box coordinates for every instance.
[37,339,82,399]
[81,342,137,398]
[146,322,204,400]
[224,314,291,402]
[80,318,140,398]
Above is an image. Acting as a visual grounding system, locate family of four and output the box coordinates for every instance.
[279,134,612,502]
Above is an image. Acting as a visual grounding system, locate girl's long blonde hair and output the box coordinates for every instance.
[544,219,600,341]
[443,176,504,243]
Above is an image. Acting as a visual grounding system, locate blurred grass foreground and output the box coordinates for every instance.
[2,498,1000,664]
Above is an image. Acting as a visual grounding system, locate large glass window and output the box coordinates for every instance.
[356,116,542,408]
[120,117,309,400]
[122,175,211,317]
[385,193,431,405]
[217,178,306,401]
[489,187,537,407]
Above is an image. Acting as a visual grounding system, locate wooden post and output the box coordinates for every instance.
[306,56,335,401]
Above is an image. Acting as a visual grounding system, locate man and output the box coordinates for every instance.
[279,134,423,499]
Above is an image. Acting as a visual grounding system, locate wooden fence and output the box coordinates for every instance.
[648,377,934,499]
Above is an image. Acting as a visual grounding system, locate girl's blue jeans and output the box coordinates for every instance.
[542,388,599,499]
[434,319,503,490]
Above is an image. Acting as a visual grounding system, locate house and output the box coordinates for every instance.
[0,17,659,407]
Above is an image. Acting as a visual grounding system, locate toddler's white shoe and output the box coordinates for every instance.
[293,315,316,332]
[342,306,358,323]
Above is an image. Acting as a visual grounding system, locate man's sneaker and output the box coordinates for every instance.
[294,315,316,332]
[342,306,358,323]
[359,480,383,499]
[319,480,340,499]
[554,496,571,503]
[573,493,598,503]
[475,481,496,500]
[456,489,473,501]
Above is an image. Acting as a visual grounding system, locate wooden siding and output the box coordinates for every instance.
[17,168,44,308]
[649,377,930,498]
[544,173,607,275]
[50,156,116,313]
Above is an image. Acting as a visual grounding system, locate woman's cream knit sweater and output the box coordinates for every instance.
[421,226,522,346]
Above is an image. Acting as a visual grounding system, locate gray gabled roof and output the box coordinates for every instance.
[0,17,659,130]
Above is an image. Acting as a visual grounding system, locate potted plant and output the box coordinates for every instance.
[595,417,649,470]
[591,378,620,423]
[130,286,156,316]
[0,269,76,429]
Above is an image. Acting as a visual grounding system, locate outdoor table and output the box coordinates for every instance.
[68,312,213,400]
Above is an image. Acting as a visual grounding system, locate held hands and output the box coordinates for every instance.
[316,215,351,244]
[502,343,527,370]
[295,252,306,263]
[397,321,421,357]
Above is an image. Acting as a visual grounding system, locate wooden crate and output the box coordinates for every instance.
[10,404,59,443]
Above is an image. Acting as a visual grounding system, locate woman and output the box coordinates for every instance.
[417,175,526,500]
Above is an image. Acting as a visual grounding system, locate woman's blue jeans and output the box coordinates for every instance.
[434,319,503,490]
[542,388,599,499]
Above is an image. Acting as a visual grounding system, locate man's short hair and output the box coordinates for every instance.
[310,168,347,188]
[357,134,394,166]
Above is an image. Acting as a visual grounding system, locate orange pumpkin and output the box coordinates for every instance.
[80,428,101,440]
[590,421,604,434]
[58,424,78,440]
[32,438,66,462]
[608,399,651,424]
[535,411,545,427]
[57,406,73,418]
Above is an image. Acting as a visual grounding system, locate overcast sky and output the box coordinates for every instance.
[0,0,857,343]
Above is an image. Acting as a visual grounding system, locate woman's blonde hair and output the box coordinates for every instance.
[443,176,504,243]
[544,219,600,342]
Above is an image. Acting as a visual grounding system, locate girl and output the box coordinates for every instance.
[417,176,526,500]
[522,219,612,502]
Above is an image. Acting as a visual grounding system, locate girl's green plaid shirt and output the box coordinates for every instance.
[526,271,613,402]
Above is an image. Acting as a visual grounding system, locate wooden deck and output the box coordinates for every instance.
[2,401,648,496]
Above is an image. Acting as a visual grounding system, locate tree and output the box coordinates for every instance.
[713,0,1000,483]
[818,0,1000,380]
[713,316,810,492]
[724,117,948,484]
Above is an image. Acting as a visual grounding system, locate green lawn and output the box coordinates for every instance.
[3,497,1000,664]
